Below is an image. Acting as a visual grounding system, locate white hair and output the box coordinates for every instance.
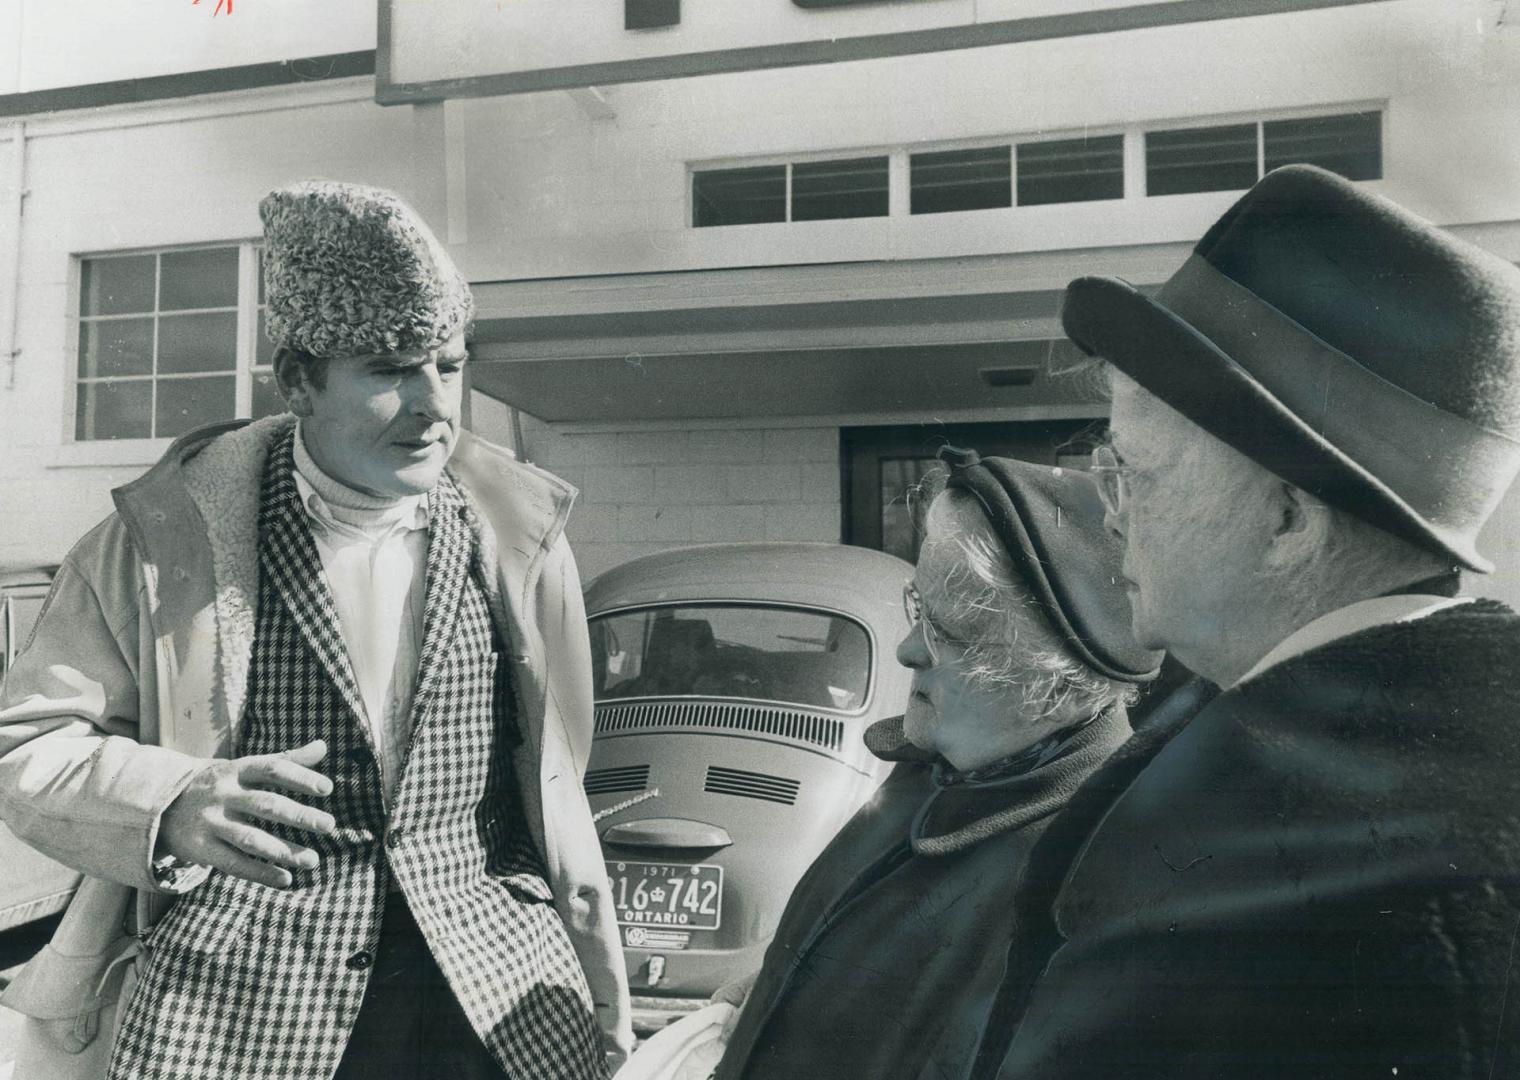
[920,485,1137,722]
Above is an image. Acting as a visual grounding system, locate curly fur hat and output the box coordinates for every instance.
[260,181,474,358]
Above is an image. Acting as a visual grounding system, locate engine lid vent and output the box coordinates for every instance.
[585,764,651,796]
[704,765,800,806]
[595,701,844,753]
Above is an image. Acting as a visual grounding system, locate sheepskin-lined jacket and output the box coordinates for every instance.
[982,599,1520,1079]
[0,415,632,1073]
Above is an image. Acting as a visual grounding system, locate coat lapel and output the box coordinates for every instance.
[256,429,368,733]
[407,474,472,726]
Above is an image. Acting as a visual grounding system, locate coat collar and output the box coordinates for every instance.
[909,705,1131,857]
[1235,593,1473,687]
[109,416,573,753]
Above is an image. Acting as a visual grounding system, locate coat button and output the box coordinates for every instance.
[385,828,404,850]
[347,746,372,766]
[346,950,373,971]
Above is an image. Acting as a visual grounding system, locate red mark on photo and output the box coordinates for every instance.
[192,0,234,14]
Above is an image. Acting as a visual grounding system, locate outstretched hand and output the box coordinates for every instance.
[159,738,337,889]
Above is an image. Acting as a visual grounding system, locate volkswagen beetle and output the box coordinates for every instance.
[582,542,914,1032]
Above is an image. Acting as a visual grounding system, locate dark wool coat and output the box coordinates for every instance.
[717,706,1131,1080]
[984,601,1520,1080]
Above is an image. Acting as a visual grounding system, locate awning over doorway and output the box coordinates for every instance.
[466,246,1188,422]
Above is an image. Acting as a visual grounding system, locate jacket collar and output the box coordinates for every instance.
[109,416,573,751]
[1235,593,1472,687]
[910,705,1131,857]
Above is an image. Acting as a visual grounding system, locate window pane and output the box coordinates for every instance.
[78,318,154,379]
[1146,124,1258,196]
[250,369,286,419]
[1264,111,1381,181]
[159,247,239,311]
[158,312,238,373]
[910,147,1011,215]
[590,605,872,712]
[692,166,786,227]
[155,376,235,439]
[880,457,939,563]
[625,0,679,29]
[79,255,155,316]
[1018,135,1125,206]
[791,157,889,222]
[76,380,152,441]
[255,308,275,369]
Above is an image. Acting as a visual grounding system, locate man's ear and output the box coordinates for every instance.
[1265,480,1327,569]
[273,349,314,418]
[1275,481,1314,539]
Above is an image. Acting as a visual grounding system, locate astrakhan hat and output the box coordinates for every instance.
[1061,164,1520,572]
[260,181,474,359]
[940,447,1162,683]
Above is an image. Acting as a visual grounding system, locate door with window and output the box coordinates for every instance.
[843,420,1103,563]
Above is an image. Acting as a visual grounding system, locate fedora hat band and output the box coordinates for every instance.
[1156,255,1520,532]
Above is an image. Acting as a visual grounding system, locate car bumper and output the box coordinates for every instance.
[630,994,710,1035]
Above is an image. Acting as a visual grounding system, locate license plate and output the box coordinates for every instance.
[605,860,723,931]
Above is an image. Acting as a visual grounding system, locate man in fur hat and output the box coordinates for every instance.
[0,182,631,1079]
[968,164,1520,1079]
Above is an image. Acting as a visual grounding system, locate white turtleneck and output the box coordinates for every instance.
[292,424,431,808]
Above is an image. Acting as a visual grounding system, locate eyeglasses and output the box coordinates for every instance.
[903,581,984,663]
[1089,444,1134,517]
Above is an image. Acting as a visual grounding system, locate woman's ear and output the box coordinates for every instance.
[273,349,314,418]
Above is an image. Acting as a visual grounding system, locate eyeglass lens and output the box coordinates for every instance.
[1091,446,1125,514]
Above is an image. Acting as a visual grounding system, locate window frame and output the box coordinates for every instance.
[687,101,1385,227]
[66,239,271,450]
[842,417,1103,564]
[1144,106,1384,196]
[587,599,879,717]
[690,144,898,228]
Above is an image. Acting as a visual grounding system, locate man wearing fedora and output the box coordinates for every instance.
[972,164,1520,1078]
[0,182,631,1079]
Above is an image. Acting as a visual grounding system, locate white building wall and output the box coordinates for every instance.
[3,1,375,94]
[445,1,1520,282]
[0,81,427,567]
[514,416,841,583]
[3,0,1519,603]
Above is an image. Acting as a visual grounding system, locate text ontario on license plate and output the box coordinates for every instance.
[606,860,722,930]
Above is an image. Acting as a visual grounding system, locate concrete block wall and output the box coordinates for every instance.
[516,416,842,583]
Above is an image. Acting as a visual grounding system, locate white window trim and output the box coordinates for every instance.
[687,99,1387,226]
[57,239,268,467]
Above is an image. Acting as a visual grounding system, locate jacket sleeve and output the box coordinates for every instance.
[541,533,635,1069]
[0,516,207,892]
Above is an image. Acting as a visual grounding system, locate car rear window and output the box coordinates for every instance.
[590,605,871,713]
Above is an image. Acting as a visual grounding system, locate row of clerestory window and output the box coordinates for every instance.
[691,109,1381,227]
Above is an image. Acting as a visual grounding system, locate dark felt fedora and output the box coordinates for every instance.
[1061,164,1520,572]
[939,447,1162,683]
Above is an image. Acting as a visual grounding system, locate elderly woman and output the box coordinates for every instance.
[712,448,1161,1080]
